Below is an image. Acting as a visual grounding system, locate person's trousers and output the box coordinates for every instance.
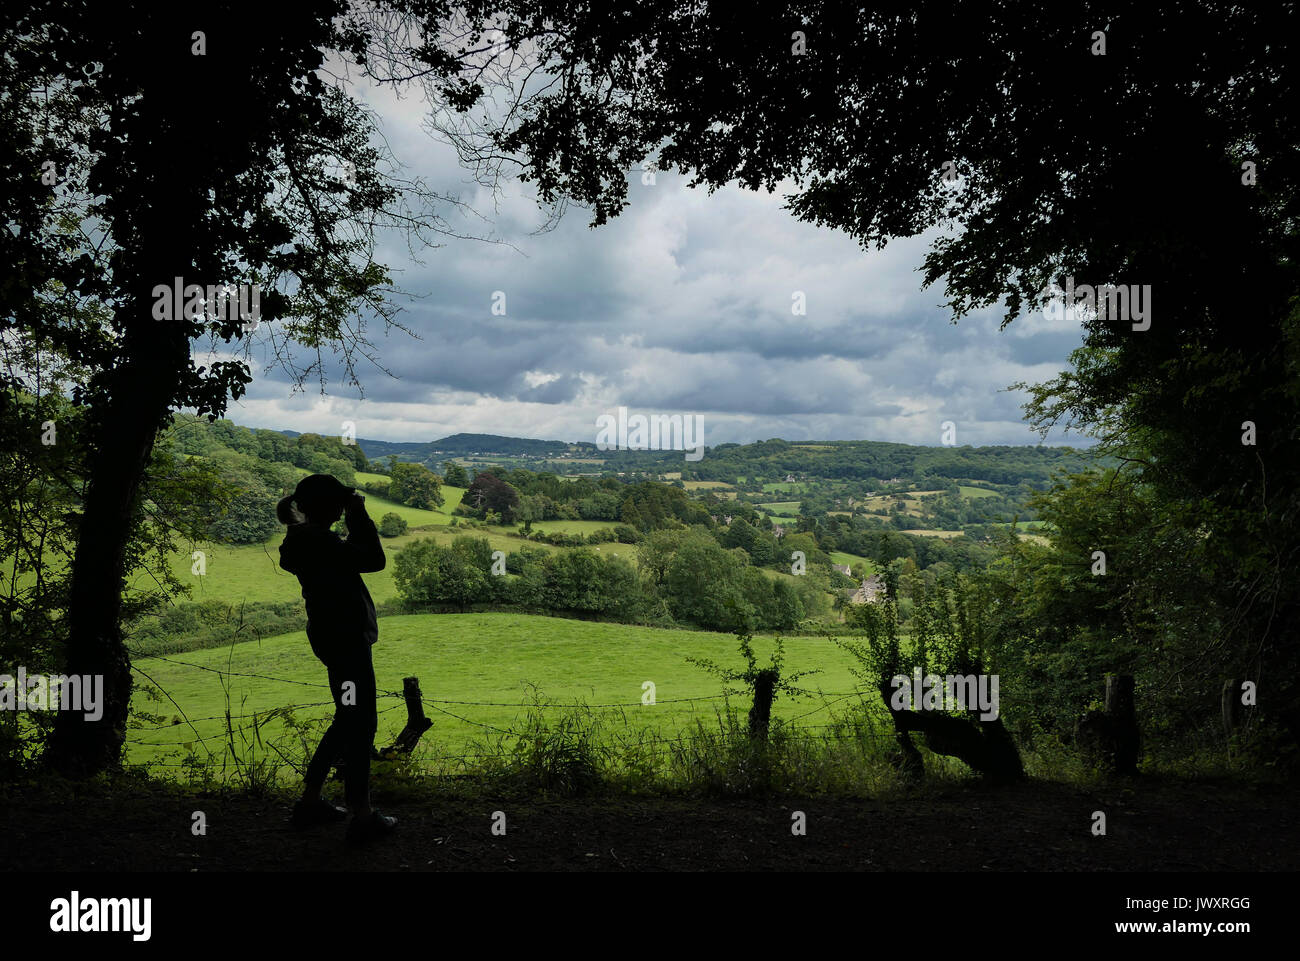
[304,644,377,813]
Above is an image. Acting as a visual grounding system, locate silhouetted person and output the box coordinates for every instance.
[277,473,396,843]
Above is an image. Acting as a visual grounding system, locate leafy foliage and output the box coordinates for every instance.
[378,511,409,537]
[387,461,444,510]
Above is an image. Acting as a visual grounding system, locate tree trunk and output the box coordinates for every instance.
[878,679,1024,783]
[41,20,209,774]
[43,356,180,776]
[1076,674,1141,777]
[1221,677,1241,738]
[43,175,194,776]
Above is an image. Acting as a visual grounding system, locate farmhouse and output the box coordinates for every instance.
[833,564,853,577]
[850,574,886,605]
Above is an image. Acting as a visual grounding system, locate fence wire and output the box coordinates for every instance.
[123,649,896,776]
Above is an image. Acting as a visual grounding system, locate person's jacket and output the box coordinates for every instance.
[279,508,386,663]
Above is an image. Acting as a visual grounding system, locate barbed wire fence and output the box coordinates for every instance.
[123,647,900,775]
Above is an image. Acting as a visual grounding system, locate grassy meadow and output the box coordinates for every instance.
[127,612,874,773]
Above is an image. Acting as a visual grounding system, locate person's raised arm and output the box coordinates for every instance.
[338,492,387,573]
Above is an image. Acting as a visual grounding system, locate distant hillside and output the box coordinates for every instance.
[283,431,591,462]
[428,433,586,456]
[276,427,1091,487]
[595,437,1094,487]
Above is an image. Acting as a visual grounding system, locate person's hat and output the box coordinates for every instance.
[292,473,355,511]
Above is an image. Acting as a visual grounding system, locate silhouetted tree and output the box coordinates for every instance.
[3,1,490,775]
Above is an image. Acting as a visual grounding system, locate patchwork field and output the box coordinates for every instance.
[828,551,876,572]
[857,490,946,515]
[761,481,809,494]
[480,520,640,561]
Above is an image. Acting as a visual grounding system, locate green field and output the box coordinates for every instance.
[761,482,808,494]
[143,521,871,613]
[149,525,579,609]
[120,484,583,611]
[360,485,465,527]
[957,485,999,500]
[290,467,465,526]
[514,519,619,535]
[857,491,945,516]
[480,519,639,561]
[127,613,870,770]
[760,501,802,518]
[828,551,876,572]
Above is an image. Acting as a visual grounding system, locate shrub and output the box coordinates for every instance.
[392,538,491,610]
[378,512,408,537]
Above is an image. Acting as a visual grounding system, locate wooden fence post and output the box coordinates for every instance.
[1105,674,1140,776]
[379,676,434,759]
[748,670,777,742]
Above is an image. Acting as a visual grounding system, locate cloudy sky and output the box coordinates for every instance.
[213,73,1089,451]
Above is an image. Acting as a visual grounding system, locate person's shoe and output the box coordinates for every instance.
[291,797,349,828]
[346,810,397,844]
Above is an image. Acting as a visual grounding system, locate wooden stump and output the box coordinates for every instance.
[1077,675,1140,776]
[379,676,434,759]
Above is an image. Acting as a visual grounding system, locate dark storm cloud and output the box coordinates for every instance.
[220,81,1086,447]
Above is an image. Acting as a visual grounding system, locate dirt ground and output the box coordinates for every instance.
[2,776,1296,871]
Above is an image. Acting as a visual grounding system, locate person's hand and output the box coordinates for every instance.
[345,491,366,514]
